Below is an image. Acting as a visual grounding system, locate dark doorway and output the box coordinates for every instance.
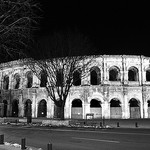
[38,99,47,117]
[71,99,83,119]
[12,100,19,117]
[73,70,81,86]
[24,99,32,117]
[3,100,7,117]
[129,98,140,118]
[90,99,102,118]
[110,99,122,118]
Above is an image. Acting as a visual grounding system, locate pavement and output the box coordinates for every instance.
[0,143,40,150]
[0,117,150,150]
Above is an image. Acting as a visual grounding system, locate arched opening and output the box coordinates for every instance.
[12,100,19,117]
[40,70,47,87]
[129,98,140,118]
[3,100,7,117]
[26,71,33,88]
[146,69,150,81]
[147,100,150,118]
[38,99,47,117]
[14,74,20,89]
[71,99,83,119]
[90,67,101,85]
[3,75,9,90]
[73,70,81,86]
[24,99,32,117]
[110,98,122,118]
[109,66,120,81]
[90,99,102,118]
[128,67,139,81]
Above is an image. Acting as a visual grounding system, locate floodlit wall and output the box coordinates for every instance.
[0,55,150,119]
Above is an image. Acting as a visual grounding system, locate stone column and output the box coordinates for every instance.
[64,97,70,119]
[140,99,144,118]
[51,101,54,118]
[32,75,40,88]
[84,103,90,119]
[102,101,110,119]
[9,73,13,89]
[47,96,53,118]
[82,101,85,119]
[35,103,38,118]
[32,92,36,118]
[122,88,130,119]
[19,69,24,89]
[144,100,148,118]
[19,94,24,117]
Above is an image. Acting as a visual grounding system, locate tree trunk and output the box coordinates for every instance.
[60,105,65,120]
[54,104,65,120]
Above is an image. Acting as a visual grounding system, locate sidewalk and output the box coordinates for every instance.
[0,118,150,150]
[0,143,41,150]
[1,117,150,129]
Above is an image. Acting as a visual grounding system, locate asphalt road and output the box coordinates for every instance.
[0,125,150,150]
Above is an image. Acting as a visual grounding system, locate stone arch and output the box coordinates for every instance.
[129,98,140,118]
[71,99,83,119]
[146,68,150,81]
[26,71,33,88]
[90,66,101,85]
[3,75,9,90]
[24,99,32,117]
[128,66,139,81]
[110,98,122,118]
[37,99,47,117]
[12,99,19,117]
[89,92,105,104]
[40,70,47,87]
[147,100,150,118]
[3,100,8,117]
[90,99,102,118]
[109,66,120,81]
[14,73,21,89]
[73,69,81,86]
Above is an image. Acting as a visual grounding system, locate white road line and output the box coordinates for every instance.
[72,137,120,143]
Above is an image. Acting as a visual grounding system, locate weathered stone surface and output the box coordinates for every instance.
[0,55,150,119]
[42,120,69,126]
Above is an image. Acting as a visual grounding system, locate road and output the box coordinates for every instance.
[0,125,150,150]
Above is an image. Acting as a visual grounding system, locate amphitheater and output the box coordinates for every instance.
[0,55,150,119]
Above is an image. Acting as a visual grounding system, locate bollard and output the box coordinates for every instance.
[135,122,138,128]
[100,122,102,127]
[21,138,26,150]
[47,143,52,150]
[0,134,4,144]
[117,122,120,127]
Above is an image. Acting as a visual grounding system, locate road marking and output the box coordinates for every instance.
[72,137,120,143]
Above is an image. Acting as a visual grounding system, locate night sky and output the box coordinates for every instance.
[36,1,150,57]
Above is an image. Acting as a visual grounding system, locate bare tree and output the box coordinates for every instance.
[0,0,40,62]
[26,31,95,120]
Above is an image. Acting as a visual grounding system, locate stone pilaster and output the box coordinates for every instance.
[64,97,70,119]
[18,93,24,117]
[84,103,90,118]
[102,101,110,119]
[47,96,54,118]
[32,92,36,118]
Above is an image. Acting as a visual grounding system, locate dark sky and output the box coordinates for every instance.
[36,1,150,56]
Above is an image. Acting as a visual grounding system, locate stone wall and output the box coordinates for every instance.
[0,55,150,119]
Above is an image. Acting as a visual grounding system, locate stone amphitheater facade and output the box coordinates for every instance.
[0,55,150,119]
